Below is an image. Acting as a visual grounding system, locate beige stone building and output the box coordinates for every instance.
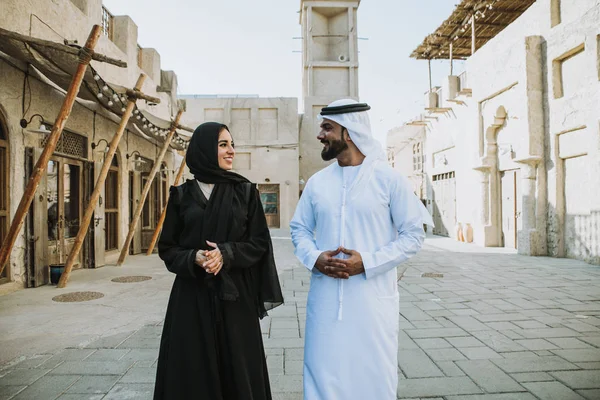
[298,0,362,188]
[395,0,599,265]
[0,0,185,292]
[180,95,299,228]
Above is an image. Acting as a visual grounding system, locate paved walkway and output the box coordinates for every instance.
[1,232,599,399]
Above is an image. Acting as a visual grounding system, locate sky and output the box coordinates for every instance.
[102,0,463,146]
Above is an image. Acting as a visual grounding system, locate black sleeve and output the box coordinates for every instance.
[158,186,203,278]
[219,187,270,270]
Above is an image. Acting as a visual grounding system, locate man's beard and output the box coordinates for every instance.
[321,138,348,161]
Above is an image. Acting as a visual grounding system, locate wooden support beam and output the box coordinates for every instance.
[428,59,432,92]
[450,43,454,75]
[0,25,102,278]
[471,16,477,55]
[0,26,126,68]
[57,74,148,288]
[145,155,187,256]
[117,109,183,265]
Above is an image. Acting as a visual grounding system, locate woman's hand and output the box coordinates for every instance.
[195,250,207,268]
[203,241,224,275]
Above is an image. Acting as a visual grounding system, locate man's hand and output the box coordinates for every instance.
[338,247,365,276]
[314,248,349,279]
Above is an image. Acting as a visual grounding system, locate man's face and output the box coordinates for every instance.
[317,119,348,161]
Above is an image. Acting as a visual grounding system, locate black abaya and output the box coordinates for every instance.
[153,122,283,400]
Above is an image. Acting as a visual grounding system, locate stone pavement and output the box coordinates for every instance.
[1,232,600,399]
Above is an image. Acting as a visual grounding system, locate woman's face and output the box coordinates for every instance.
[217,129,235,170]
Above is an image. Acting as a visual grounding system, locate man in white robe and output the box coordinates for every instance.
[290,99,433,400]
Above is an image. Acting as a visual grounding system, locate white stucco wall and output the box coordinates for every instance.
[415,0,599,264]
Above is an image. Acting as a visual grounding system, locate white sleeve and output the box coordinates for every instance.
[361,176,426,279]
[290,180,322,272]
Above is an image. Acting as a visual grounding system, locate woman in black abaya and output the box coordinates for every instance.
[154,122,283,400]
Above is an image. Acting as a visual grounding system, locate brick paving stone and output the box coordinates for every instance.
[284,360,303,375]
[414,338,452,349]
[85,349,131,361]
[522,381,586,400]
[574,362,600,369]
[0,369,50,386]
[269,375,303,393]
[119,367,156,384]
[270,328,300,339]
[457,346,503,360]
[397,377,482,398]
[49,361,134,376]
[510,372,555,383]
[447,337,485,348]
[40,349,96,369]
[412,320,445,329]
[552,349,600,363]
[515,327,583,339]
[435,361,466,377]
[550,370,600,390]
[66,375,120,394]
[270,318,299,330]
[9,355,52,369]
[579,337,600,347]
[57,394,104,400]
[404,328,469,339]
[424,348,467,362]
[514,339,559,351]
[103,383,154,400]
[474,314,531,323]
[11,375,79,400]
[577,389,600,400]
[492,356,579,373]
[447,316,490,332]
[84,332,133,349]
[485,322,522,331]
[0,385,25,399]
[284,348,304,362]
[398,349,444,378]
[455,360,525,393]
[445,394,538,400]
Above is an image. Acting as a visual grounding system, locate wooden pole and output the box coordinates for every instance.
[449,43,454,75]
[145,155,187,255]
[471,16,476,55]
[0,25,102,278]
[117,109,183,265]
[428,59,432,92]
[57,74,148,288]
[0,26,126,68]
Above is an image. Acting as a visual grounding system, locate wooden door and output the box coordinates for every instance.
[500,169,521,249]
[46,157,83,267]
[432,172,456,237]
[258,184,280,228]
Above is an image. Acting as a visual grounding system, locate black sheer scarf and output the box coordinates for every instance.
[186,122,283,316]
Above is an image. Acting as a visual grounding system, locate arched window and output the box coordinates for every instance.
[105,155,119,251]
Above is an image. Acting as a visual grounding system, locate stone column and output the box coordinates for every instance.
[515,156,542,255]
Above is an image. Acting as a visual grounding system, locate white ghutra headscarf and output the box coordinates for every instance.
[318,99,434,227]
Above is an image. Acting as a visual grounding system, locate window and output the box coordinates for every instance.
[553,44,586,99]
[413,142,423,172]
[105,157,119,251]
[101,6,113,39]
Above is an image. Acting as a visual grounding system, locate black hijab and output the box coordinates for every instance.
[186,122,283,316]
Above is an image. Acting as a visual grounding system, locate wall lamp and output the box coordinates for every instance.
[91,138,110,153]
[126,150,147,164]
[20,114,49,134]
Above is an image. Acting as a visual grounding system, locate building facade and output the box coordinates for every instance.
[298,0,361,188]
[0,0,183,292]
[406,0,599,265]
[180,96,300,228]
